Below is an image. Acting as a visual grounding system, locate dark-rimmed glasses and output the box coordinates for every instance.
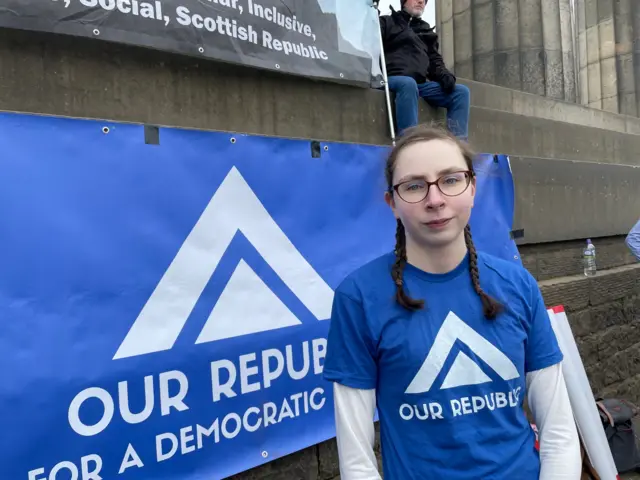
[392,170,473,204]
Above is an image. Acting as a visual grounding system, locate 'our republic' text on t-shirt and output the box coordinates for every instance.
[323,251,563,480]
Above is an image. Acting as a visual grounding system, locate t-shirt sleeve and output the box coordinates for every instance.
[323,284,377,390]
[524,273,564,373]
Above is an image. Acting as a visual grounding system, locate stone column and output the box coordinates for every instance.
[614,0,637,116]
[559,0,576,103]
[519,0,546,96]
[494,0,521,90]
[597,0,618,113]
[438,0,456,73]
[472,0,496,84]
[542,0,565,99]
[576,0,589,105]
[584,0,603,109]
[633,0,640,117]
[435,0,578,102]
[453,0,474,79]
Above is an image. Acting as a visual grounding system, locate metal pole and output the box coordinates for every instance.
[373,1,397,145]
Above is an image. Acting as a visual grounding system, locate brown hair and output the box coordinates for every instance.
[385,124,503,319]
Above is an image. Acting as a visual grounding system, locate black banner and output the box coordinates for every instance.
[0,0,380,87]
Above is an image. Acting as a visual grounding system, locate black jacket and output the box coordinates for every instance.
[379,9,453,86]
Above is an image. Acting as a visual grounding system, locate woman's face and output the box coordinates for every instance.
[385,138,476,249]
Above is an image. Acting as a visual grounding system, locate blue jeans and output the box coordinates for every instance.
[387,76,471,140]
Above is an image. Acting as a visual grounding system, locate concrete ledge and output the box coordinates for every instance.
[464,79,640,135]
[469,108,640,166]
[2,28,640,168]
[519,236,637,280]
[539,263,640,313]
[510,156,640,243]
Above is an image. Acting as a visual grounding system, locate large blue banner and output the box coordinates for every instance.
[0,113,519,479]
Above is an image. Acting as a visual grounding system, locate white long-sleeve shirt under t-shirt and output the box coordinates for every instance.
[333,363,581,479]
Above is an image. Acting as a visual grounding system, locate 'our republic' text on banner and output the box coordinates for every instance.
[0,0,381,87]
[0,113,520,479]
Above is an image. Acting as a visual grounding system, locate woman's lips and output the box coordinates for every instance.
[424,218,452,229]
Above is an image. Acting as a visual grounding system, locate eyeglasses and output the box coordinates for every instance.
[392,170,473,204]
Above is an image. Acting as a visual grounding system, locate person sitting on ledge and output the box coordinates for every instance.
[379,0,470,140]
[626,217,640,261]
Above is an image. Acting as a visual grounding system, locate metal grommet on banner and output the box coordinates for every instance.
[261,451,268,458]
[102,126,110,134]
[198,47,204,54]
[230,137,236,144]
[340,73,344,78]
[93,28,100,36]
[323,145,329,151]
[275,64,280,69]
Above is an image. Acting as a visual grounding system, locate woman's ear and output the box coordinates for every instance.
[384,190,399,219]
[384,190,394,207]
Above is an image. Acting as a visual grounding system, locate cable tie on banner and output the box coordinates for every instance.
[310,140,321,158]
[144,125,160,145]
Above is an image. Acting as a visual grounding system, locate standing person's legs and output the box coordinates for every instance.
[418,82,471,141]
[386,76,420,135]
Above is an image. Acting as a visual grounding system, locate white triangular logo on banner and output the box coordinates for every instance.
[405,312,520,394]
[114,167,334,360]
[195,260,302,343]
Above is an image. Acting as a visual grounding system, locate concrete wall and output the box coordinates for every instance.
[1,29,639,248]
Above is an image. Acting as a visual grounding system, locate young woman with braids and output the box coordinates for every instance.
[323,125,581,479]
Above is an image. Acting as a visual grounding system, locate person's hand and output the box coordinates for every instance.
[440,73,456,94]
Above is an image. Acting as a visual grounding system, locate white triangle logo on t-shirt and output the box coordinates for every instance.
[405,311,520,394]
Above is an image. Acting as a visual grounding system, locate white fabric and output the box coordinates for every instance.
[333,363,581,479]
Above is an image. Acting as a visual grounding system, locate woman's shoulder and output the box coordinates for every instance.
[476,251,537,292]
[334,252,396,302]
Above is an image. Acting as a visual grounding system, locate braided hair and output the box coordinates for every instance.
[384,125,503,320]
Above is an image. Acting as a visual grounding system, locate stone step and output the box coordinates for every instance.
[520,236,637,281]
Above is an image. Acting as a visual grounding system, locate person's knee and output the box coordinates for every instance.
[390,76,419,95]
[454,84,470,104]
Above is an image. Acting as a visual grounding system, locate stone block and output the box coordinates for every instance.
[539,276,590,312]
[317,439,339,480]
[624,296,640,322]
[230,446,318,480]
[601,373,640,404]
[587,341,640,389]
[589,266,640,306]
[587,61,603,103]
[495,0,520,50]
[576,334,600,366]
[566,308,592,338]
[520,253,538,279]
[566,300,628,339]
[453,9,474,62]
[597,324,640,362]
[472,1,495,55]
[494,51,522,90]
[473,52,496,85]
[520,50,546,96]
[586,26,601,64]
[598,19,616,59]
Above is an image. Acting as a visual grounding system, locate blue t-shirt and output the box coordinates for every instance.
[323,251,563,480]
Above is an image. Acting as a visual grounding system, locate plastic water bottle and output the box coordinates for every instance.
[583,239,596,276]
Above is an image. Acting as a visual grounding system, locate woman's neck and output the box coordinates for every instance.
[405,233,468,274]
